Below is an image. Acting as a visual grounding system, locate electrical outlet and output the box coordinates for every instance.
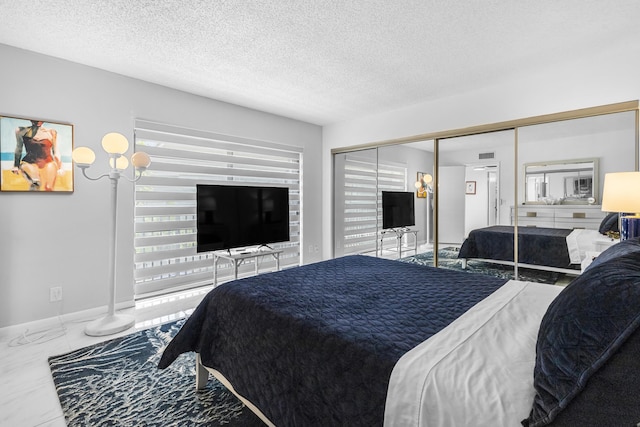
[50,286,63,302]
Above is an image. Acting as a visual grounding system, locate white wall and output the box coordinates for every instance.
[437,166,466,244]
[322,39,640,259]
[0,44,323,328]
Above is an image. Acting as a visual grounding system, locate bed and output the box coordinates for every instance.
[159,238,640,426]
[457,225,612,274]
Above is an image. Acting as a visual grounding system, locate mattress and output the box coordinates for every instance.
[158,254,507,426]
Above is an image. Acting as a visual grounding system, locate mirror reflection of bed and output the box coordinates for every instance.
[434,111,635,285]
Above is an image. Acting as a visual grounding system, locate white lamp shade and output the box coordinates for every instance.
[131,151,151,169]
[72,146,96,165]
[102,132,129,154]
[601,171,640,213]
[414,181,422,189]
[109,155,129,170]
[422,174,433,184]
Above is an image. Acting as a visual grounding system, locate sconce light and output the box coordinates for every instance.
[72,132,151,337]
[601,171,640,240]
[415,173,433,195]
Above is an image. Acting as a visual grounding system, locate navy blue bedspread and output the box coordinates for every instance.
[458,225,576,269]
[159,255,506,426]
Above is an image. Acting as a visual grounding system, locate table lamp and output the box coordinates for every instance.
[601,171,640,240]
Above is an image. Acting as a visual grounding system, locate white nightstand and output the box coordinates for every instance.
[594,238,619,252]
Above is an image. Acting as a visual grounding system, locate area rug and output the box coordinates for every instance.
[400,247,567,284]
[48,320,264,426]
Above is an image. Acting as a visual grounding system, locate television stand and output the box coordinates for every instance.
[212,247,284,285]
[379,228,418,259]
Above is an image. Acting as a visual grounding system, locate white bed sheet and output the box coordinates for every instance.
[384,280,563,427]
[565,229,609,263]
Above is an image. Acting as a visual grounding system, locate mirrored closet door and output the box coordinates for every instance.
[333,148,379,258]
[514,111,637,280]
[333,141,434,260]
[377,141,434,260]
[437,130,516,271]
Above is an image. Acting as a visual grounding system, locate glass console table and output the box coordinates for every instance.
[379,228,418,259]
[213,248,284,285]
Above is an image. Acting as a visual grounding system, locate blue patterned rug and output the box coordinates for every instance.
[48,320,264,426]
[400,247,565,284]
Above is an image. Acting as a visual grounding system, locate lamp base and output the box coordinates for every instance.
[84,313,136,337]
[621,215,640,240]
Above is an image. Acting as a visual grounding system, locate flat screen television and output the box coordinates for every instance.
[382,191,415,230]
[196,184,290,252]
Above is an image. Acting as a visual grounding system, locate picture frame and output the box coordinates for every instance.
[416,171,429,198]
[465,180,476,195]
[0,115,74,192]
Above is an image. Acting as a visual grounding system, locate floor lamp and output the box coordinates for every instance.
[72,133,151,336]
[601,171,640,240]
[414,173,433,243]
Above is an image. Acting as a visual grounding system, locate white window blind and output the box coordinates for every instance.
[133,120,302,297]
[339,152,407,256]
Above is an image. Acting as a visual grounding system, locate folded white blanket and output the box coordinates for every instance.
[565,229,609,263]
[384,280,562,427]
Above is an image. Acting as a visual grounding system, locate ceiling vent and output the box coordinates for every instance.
[478,152,495,160]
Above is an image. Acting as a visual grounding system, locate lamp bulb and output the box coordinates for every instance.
[131,151,151,169]
[422,174,433,184]
[109,155,129,170]
[72,146,96,166]
[102,132,129,154]
[414,181,422,189]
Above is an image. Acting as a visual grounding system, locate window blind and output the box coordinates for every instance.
[339,152,407,256]
[133,120,302,297]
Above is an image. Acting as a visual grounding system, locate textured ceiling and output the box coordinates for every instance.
[0,1,639,125]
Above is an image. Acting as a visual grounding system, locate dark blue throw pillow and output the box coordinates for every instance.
[598,212,618,234]
[524,248,640,427]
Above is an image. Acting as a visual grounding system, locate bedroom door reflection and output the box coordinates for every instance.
[466,164,500,229]
[437,130,515,271]
[487,169,498,226]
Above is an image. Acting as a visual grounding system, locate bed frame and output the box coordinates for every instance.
[196,354,275,426]
[459,257,581,276]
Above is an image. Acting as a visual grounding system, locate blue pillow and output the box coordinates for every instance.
[598,212,618,234]
[523,249,640,426]
[545,328,640,425]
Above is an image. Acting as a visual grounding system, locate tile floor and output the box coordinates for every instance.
[0,289,208,427]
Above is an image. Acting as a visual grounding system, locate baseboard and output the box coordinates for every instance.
[0,300,135,340]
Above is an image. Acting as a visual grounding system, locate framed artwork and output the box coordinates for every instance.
[465,180,476,195]
[416,171,429,198]
[0,115,74,192]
